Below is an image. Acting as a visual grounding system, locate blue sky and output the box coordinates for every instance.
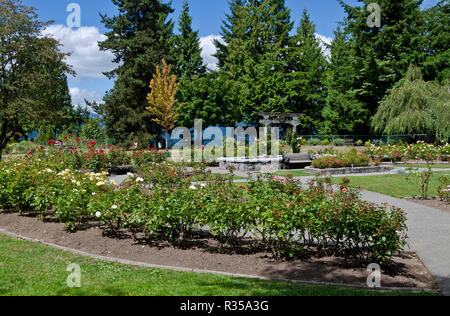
[22,0,439,108]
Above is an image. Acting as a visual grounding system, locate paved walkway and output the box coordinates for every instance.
[359,190,450,296]
[110,168,450,295]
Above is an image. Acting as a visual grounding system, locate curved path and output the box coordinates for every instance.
[110,168,450,295]
[359,190,450,296]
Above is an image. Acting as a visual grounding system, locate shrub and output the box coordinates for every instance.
[307,138,321,146]
[0,155,408,265]
[437,176,449,201]
[311,149,371,169]
[406,167,433,199]
[332,138,345,146]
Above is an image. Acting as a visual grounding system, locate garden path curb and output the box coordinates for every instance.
[0,228,437,295]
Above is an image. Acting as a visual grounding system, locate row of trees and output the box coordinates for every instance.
[1,0,448,157]
[98,0,449,146]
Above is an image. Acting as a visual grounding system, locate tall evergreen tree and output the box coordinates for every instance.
[338,0,427,133]
[215,0,293,124]
[214,0,248,70]
[173,0,206,78]
[239,0,293,120]
[422,0,450,84]
[321,28,368,134]
[287,9,328,133]
[98,0,174,146]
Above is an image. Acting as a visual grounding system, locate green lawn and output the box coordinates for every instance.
[0,234,438,296]
[273,170,312,177]
[332,171,450,199]
[394,164,450,169]
[190,174,247,182]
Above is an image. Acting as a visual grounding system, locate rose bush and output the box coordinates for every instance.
[366,141,450,162]
[0,152,408,265]
[311,149,372,169]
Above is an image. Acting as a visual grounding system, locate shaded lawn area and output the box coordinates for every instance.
[332,171,450,199]
[0,235,438,296]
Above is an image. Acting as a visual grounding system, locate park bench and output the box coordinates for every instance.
[343,139,354,146]
[283,153,312,169]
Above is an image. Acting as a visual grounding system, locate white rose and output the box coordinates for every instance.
[95,212,101,218]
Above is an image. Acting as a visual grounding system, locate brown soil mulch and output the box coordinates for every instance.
[405,198,450,214]
[0,212,438,290]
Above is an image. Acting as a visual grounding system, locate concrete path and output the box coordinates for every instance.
[359,190,450,296]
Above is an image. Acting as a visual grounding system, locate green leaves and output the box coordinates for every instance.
[98,0,174,146]
[371,65,450,142]
[173,1,206,79]
[0,0,73,156]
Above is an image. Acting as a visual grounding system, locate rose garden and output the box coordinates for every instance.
[1,0,449,297]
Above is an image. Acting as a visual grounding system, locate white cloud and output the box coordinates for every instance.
[200,35,223,71]
[69,88,103,107]
[42,25,116,80]
[315,33,333,58]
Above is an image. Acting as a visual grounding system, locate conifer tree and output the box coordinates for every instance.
[173,0,206,78]
[98,0,174,146]
[337,0,427,133]
[287,9,328,132]
[321,28,367,134]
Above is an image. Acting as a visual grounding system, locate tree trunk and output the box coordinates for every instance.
[0,124,9,160]
[165,129,169,151]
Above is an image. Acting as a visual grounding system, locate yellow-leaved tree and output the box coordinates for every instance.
[146,59,182,150]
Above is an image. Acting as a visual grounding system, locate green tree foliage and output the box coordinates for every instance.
[321,28,368,134]
[422,0,450,84]
[0,0,73,157]
[177,72,242,128]
[214,0,247,71]
[98,0,174,147]
[335,0,427,133]
[173,0,206,79]
[287,9,329,132]
[371,65,450,142]
[215,0,294,124]
[81,117,106,141]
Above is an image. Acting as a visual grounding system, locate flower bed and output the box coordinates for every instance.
[366,141,450,162]
[25,137,169,172]
[311,149,373,169]
[0,152,408,265]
